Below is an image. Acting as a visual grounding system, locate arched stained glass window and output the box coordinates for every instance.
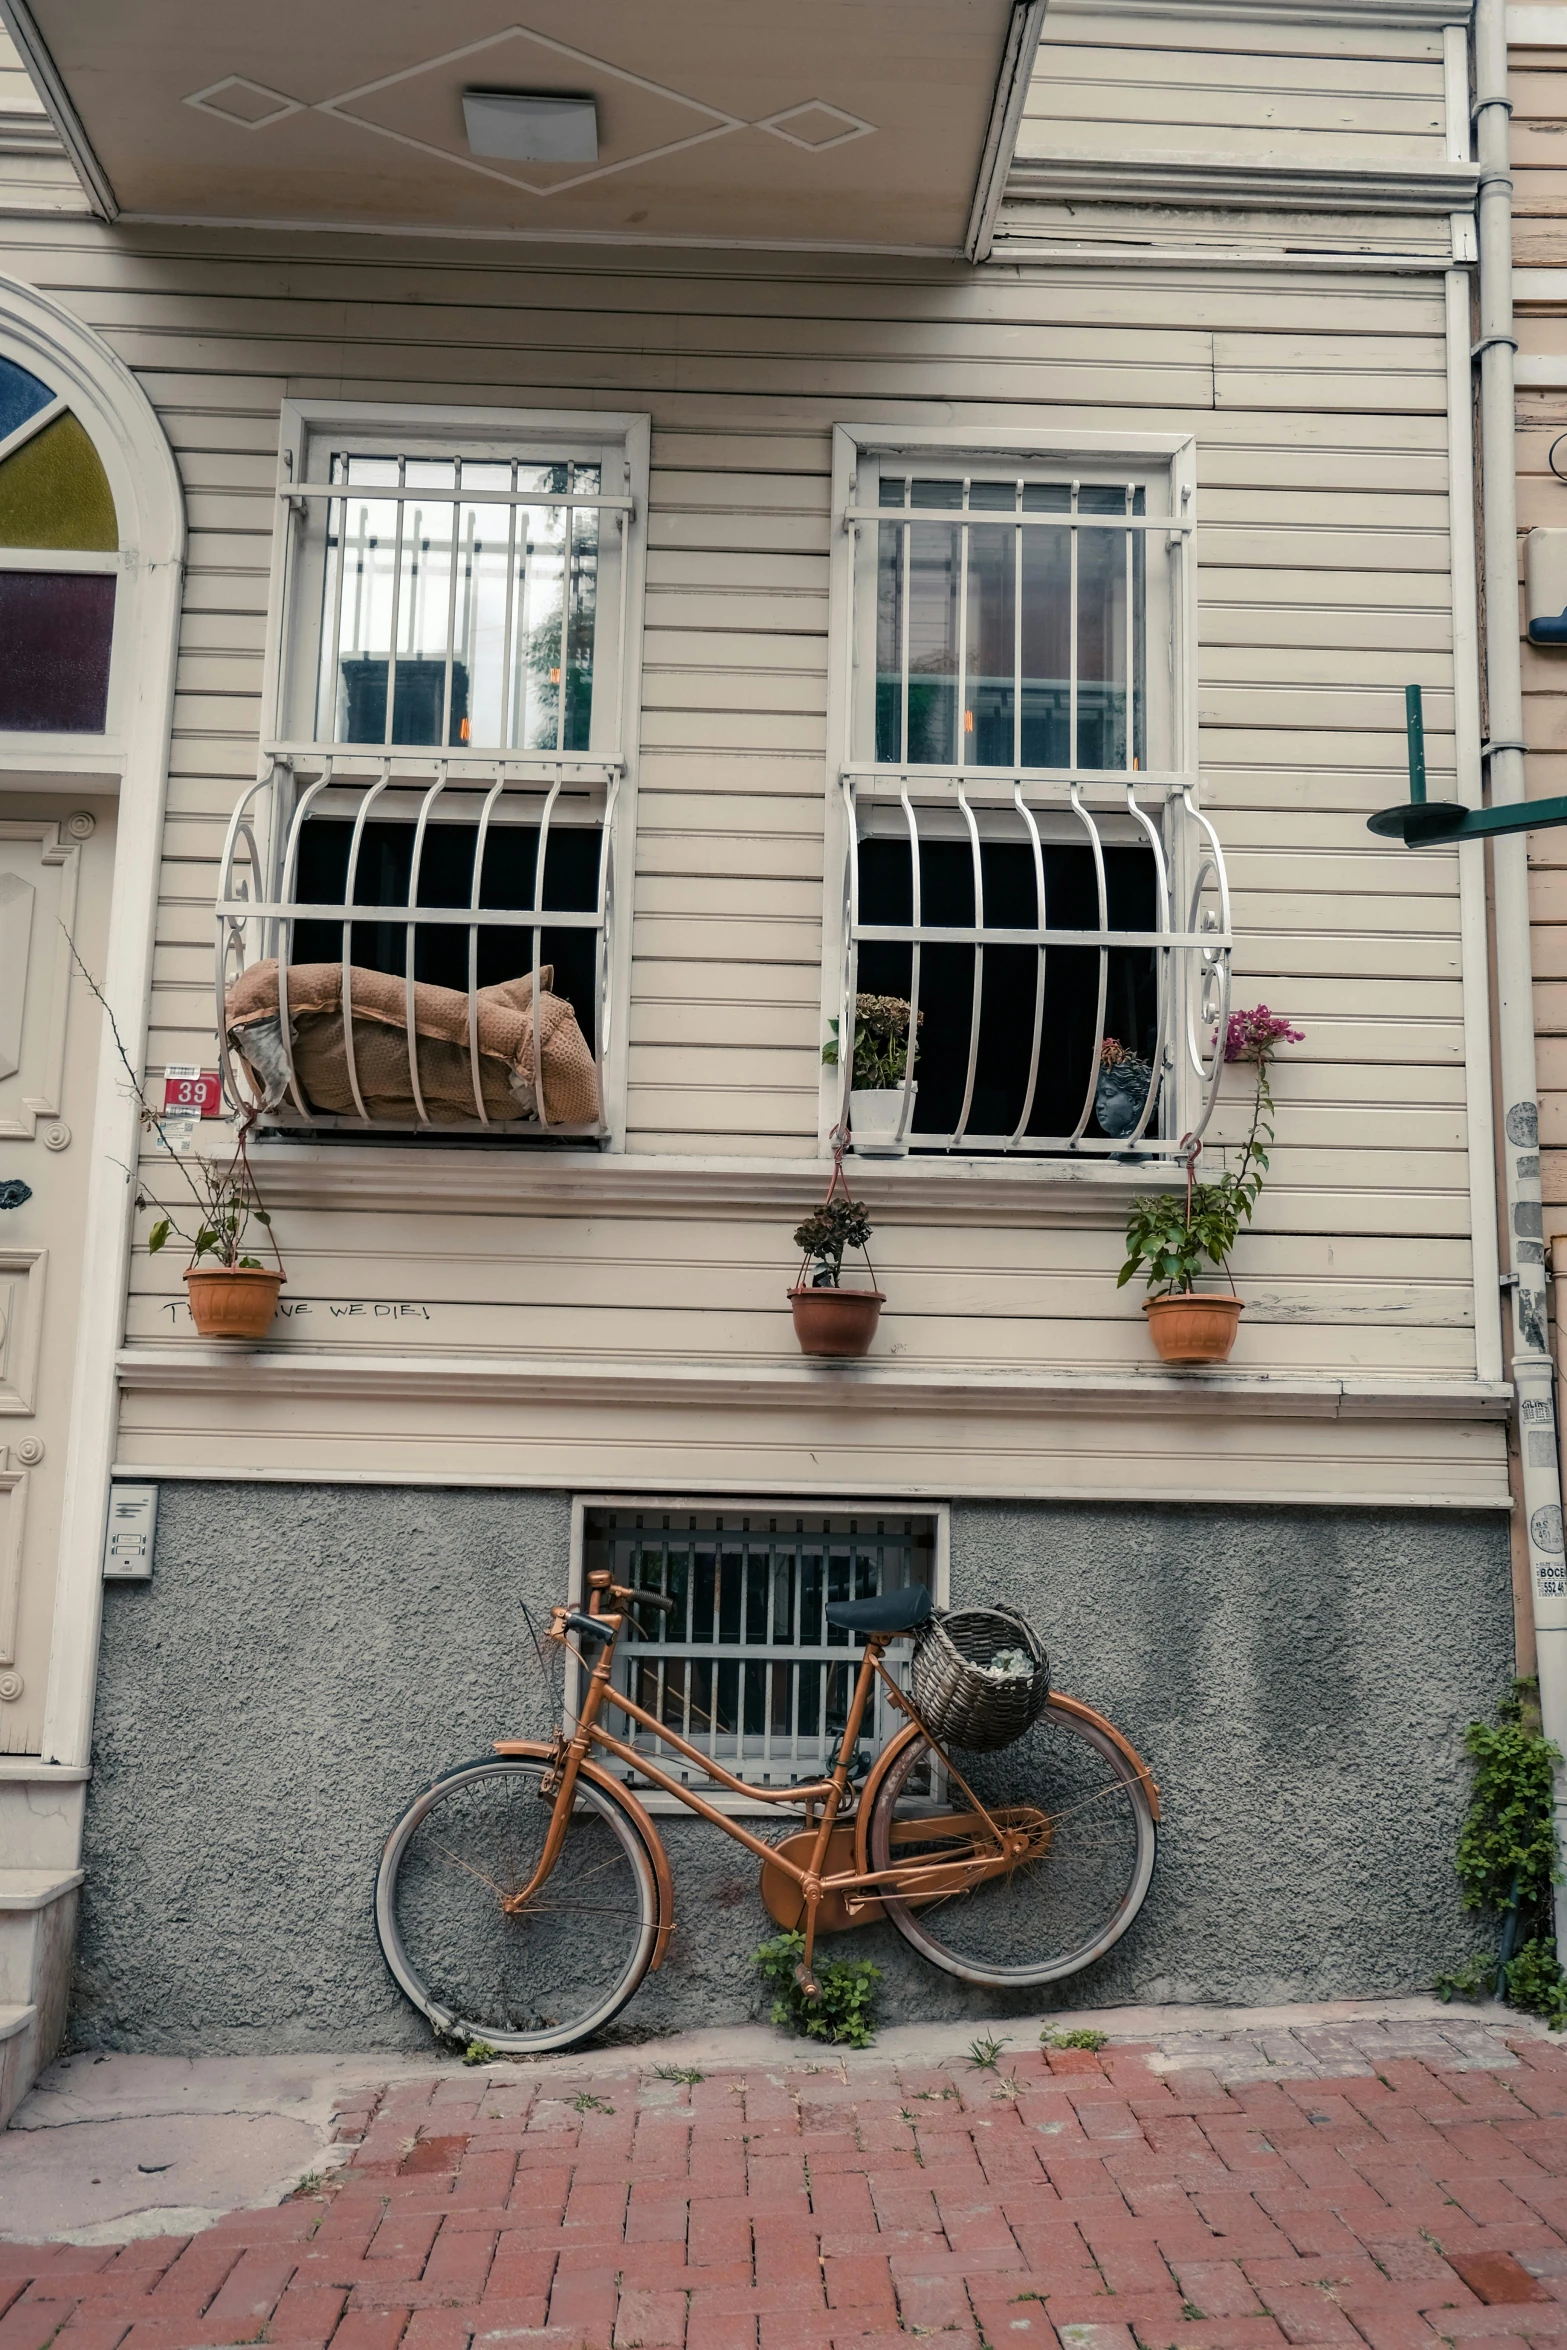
[0,353,118,734]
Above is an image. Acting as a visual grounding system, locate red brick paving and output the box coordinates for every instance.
[4,2040,1567,2350]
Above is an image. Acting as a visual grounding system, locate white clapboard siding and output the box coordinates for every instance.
[0,10,1493,1494]
[1019,10,1448,178]
[1513,52,1567,1229]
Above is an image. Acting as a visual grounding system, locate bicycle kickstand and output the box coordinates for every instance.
[793,1889,824,2001]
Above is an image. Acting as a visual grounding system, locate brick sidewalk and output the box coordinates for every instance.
[3,2033,1567,2350]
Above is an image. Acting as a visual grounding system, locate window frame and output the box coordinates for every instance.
[569,1493,951,1816]
[822,421,1225,1165]
[235,398,650,1149]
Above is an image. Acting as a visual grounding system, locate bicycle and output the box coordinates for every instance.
[375,1569,1160,2054]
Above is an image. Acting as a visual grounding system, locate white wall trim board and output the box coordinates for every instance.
[992,239,1461,271]
[113,1348,1514,1423]
[1004,158,1480,212]
[1513,357,1567,383]
[244,1146,1185,1224]
[966,0,1052,264]
[0,276,186,1774]
[0,1761,89,1782]
[0,0,115,217]
[1515,270,1567,300]
[1447,264,1504,1384]
[107,1463,1515,1511]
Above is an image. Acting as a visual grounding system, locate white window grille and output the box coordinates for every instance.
[583,1506,940,1791]
[828,427,1232,1158]
[216,404,648,1138]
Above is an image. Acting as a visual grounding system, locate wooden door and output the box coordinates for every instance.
[0,794,115,1755]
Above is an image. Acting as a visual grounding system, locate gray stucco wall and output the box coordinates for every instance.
[73,1480,1512,2053]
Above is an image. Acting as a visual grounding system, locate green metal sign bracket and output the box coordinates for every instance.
[1368,684,1567,843]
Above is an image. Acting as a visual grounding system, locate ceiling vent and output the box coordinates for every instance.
[462,90,599,163]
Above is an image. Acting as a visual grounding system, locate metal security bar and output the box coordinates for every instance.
[587,1508,938,1789]
[837,773,1231,1156]
[284,452,619,759]
[215,753,619,1135]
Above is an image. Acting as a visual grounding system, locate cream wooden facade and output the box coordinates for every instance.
[0,0,1525,2079]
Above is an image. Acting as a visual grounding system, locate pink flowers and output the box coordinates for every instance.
[1224,1005,1304,1066]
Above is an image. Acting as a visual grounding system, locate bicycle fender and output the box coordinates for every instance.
[492,1740,675,1972]
[851,1697,1161,1881]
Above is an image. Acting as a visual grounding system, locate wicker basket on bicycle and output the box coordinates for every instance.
[910,1604,1051,1753]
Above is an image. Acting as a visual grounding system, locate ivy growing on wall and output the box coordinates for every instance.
[1436,1679,1567,2028]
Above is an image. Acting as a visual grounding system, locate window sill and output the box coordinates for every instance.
[244,1143,1185,1224]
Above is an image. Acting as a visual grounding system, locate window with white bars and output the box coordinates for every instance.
[583,1506,940,1791]
[829,428,1231,1160]
[216,405,647,1139]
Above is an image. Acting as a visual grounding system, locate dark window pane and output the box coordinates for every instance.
[857,835,1157,1144]
[0,571,114,731]
[292,815,602,1052]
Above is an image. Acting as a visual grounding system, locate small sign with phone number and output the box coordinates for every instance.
[162,1064,222,1116]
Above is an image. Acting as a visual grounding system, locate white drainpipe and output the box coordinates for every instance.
[1474,0,1567,1950]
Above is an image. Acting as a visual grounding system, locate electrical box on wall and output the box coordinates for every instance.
[1527,530,1567,643]
[103,1484,157,1579]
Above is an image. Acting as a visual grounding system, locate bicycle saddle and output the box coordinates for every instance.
[823,1586,934,1636]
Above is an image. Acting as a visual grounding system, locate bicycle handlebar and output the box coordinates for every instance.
[625,1588,676,1616]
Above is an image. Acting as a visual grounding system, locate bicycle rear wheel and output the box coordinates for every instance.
[375,1756,659,2053]
[867,1700,1157,1987]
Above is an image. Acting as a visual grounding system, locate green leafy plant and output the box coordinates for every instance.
[793,1196,873,1288]
[1435,1680,1567,2029]
[653,2064,705,2084]
[64,931,280,1278]
[1118,1005,1302,1296]
[573,2090,615,2113]
[967,2033,1008,2070]
[462,2037,498,2065]
[823,994,922,1090]
[1042,2026,1108,2051]
[753,1930,881,2048]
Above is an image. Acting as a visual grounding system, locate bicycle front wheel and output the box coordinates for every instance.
[867,1700,1157,1987]
[375,1757,660,2054]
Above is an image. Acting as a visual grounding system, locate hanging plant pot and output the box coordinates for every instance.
[789,1284,884,1358]
[1143,1293,1243,1366]
[185,1266,284,1340]
[849,1086,915,1158]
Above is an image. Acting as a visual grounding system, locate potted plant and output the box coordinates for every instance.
[1095,1036,1156,1139]
[65,936,286,1341]
[144,1138,285,1340]
[823,994,921,1157]
[1117,1005,1302,1365]
[789,1186,883,1358]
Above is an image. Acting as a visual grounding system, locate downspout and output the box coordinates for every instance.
[1474,0,1567,1950]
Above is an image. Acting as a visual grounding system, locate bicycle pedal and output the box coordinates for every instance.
[792,1962,822,2001]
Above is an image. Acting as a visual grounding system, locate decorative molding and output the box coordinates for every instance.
[0,0,116,216]
[0,1250,45,1415]
[112,1458,1515,1511]
[966,0,1051,263]
[1003,156,1480,214]
[0,825,80,1141]
[115,1346,1514,1425]
[990,235,1457,273]
[246,1143,1185,1225]
[0,1465,27,1667]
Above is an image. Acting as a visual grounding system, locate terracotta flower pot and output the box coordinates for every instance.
[1143,1292,1243,1366]
[185,1265,284,1339]
[788,1284,884,1358]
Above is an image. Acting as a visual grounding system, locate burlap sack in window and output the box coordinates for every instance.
[224,960,600,1125]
